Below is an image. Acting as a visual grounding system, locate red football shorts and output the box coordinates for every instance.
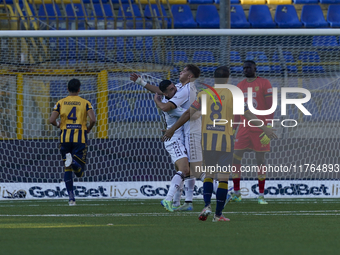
[234,127,270,152]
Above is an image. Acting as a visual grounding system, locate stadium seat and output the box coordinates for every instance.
[109,96,132,122]
[215,0,240,2]
[188,0,214,3]
[300,5,328,28]
[327,5,340,28]
[116,51,135,63]
[267,0,292,3]
[118,4,146,29]
[88,4,114,29]
[144,4,168,28]
[196,5,219,28]
[192,51,216,63]
[167,51,188,63]
[293,0,318,3]
[38,4,63,29]
[131,96,161,122]
[229,51,243,73]
[170,5,197,28]
[320,0,340,2]
[248,5,276,28]
[141,50,160,63]
[65,4,88,29]
[298,51,324,73]
[230,5,250,28]
[271,51,298,73]
[241,0,266,3]
[312,36,338,47]
[246,51,270,72]
[275,5,302,28]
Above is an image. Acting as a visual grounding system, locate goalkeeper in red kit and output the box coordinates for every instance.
[232,60,274,204]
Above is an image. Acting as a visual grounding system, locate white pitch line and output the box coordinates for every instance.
[0,210,339,217]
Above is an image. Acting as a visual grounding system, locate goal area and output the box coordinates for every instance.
[0,29,340,199]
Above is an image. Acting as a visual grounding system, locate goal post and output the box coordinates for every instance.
[0,29,340,200]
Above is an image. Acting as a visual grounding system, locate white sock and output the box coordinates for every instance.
[173,181,184,207]
[165,172,184,201]
[259,193,264,197]
[185,178,195,203]
[234,190,241,196]
[199,173,206,182]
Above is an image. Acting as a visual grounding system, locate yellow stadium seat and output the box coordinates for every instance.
[267,0,292,4]
[240,0,266,4]
[136,0,187,4]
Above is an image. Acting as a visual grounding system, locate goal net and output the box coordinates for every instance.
[0,29,340,199]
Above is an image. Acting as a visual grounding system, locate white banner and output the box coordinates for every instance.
[0,180,339,200]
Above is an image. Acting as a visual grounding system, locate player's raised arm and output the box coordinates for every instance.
[130,73,163,95]
[87,108,96,133]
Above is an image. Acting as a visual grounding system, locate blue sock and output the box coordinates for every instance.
[215,181,228,216]
[203,178,213,207]
[64,171,74,201]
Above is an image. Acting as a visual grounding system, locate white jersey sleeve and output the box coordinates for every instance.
[169,84,189,108]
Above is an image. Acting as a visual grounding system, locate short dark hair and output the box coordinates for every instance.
[68,79,81,93]
[159,80,172,93]
[244,60,256,66]
[185,64,201,78]
[214,66,230,79]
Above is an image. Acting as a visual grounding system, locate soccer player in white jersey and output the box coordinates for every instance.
[153,80,190,211]
[130,64,203,211]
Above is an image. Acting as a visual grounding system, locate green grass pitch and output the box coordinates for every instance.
[0,198,339,255]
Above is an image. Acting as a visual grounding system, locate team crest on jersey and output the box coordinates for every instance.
[255,86,259,91]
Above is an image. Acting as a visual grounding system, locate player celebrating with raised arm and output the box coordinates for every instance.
[163,66,277,221]
[49,79,96,206]
[131,65,203,211]
[154,80,191,212]
[232,60,275,204]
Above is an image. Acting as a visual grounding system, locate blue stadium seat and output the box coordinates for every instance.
[246,51,271,72]
[116,51,135,62]
[312,36,338,47]
[215,0,240,3]
[131,95,161,122]
[90,4,114,19]
[167,51,188,63]
[293,0,318,3]
[246,51,269,62]
[118,4,146,29]
[109,96,132,122]
[298,51,324,73]
[170,5,197,28]
[327,5,340,28]
[116,36,134,50]
[230,5,250,28]
[248,5,276,28]
[196,5,219,28]
[192,51,216,62]
[275,5,302,28]
[229,51,243,73]
[188,0,214,3]
[319,0,340,3]
[144,4,168,28]
[141,50,160,63]
[38,4,63,29]
[271,51,298,73]
[65,4,88,29]
[301,5,328,28]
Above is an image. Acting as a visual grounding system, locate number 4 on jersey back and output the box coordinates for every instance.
[67,107,77,122]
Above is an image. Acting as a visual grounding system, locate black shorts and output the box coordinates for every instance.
[60,142,88,166]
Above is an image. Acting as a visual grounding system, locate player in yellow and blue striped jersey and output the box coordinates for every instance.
[49,79,96,206]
